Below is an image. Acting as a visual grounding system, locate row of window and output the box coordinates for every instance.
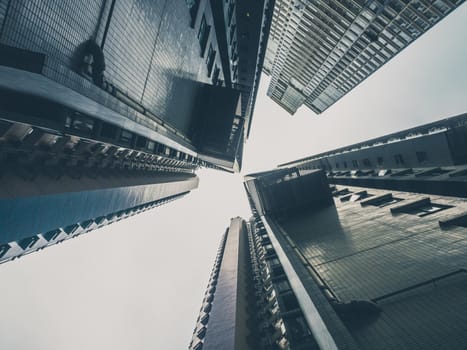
[328,166,459,179]
[332,151,428,169]
[197,13,222,85]
[64,113,196,165]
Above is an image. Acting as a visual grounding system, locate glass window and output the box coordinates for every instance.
[187,0,201,27]
[394,154,404,164]
[275,279,291,293]
[198,15,210,55]
[416,151,427,163]
[206,44,216,77]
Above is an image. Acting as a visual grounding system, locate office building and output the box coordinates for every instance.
[190,114,467,348]
[263,0,466,114]
[0,0,269,263]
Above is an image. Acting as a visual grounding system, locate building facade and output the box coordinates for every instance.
[189,215,320,350]
[243,167,467,350]
[191,120,467,349]
[280,112,467,197]
[0,0,269,263]
[263,0,466,114]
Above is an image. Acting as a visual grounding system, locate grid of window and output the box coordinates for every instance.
[0,1,214,137]
[266,0,465,114]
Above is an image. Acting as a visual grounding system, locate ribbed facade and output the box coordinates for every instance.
[264,0,466,114]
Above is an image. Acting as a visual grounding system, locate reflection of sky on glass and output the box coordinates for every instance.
[1,4,467,350]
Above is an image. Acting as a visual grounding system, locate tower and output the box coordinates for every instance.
[263,0,466,114]
[0,0,268,262]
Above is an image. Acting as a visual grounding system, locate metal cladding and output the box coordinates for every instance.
[264,0,466,114]
[241,160,467,350]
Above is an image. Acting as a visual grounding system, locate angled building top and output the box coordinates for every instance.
[264,0,466,114]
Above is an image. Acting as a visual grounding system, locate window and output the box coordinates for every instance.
[281,293,299,311]
[343,161,347,168]
[227,2,235,26]
[43,229,62,242]
[229,24,236,44]
[232,64,238,81]
[18,236,39,250]
[335,162,340,168]
[352,159,358,168]
[64,224,80,235]
[198,15,210,55]
[416,151,427,163]
[377,156,384,166]
[100,123,119,140]
[275,279,291,293]
[186,0,201,27]
[394,153,404,165]
[286,315,312,340]
[212,65,221,85]
[362,158,371,166]
[267,257,280,267]
[361,193,403,207]
[65,114,94,133]
[206,44,216,77]
[390,198,452,217]
[200,313,209,325]
[0,244,11,259]
[119,130,133,144]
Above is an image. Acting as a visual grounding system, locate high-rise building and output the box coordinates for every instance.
[188,217,264,350]
[190,115,467,349]
[0,0,269,263]
[263,0,466,114]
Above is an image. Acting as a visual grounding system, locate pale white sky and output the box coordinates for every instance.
[1,4,467,349]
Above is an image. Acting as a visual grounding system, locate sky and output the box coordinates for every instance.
[1,4,467,350]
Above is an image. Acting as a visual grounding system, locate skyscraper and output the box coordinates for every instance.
[190,114,467,349]
[0,0,269,263]
[263,0,466,114]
